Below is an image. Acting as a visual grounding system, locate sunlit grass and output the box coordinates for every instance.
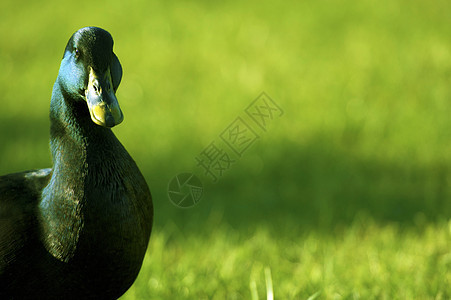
[122,217,451,299]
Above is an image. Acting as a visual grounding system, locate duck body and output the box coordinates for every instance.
[0,27,153,299]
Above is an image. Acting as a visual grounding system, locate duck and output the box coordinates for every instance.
[0,27,153,299]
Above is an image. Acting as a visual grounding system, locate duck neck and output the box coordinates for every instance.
[39,82,114,262]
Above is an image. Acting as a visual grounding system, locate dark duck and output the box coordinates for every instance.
[0,27,153,299]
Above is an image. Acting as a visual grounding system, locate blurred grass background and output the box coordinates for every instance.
[1,0,450,298]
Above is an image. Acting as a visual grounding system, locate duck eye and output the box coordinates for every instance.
[74,48,80,58]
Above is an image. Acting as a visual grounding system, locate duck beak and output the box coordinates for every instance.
[85,67,124,128]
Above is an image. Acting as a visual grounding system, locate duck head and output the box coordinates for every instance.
[58,27,123,128]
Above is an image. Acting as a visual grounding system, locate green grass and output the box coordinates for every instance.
[126,218,451,299]
[1,0,450,298]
